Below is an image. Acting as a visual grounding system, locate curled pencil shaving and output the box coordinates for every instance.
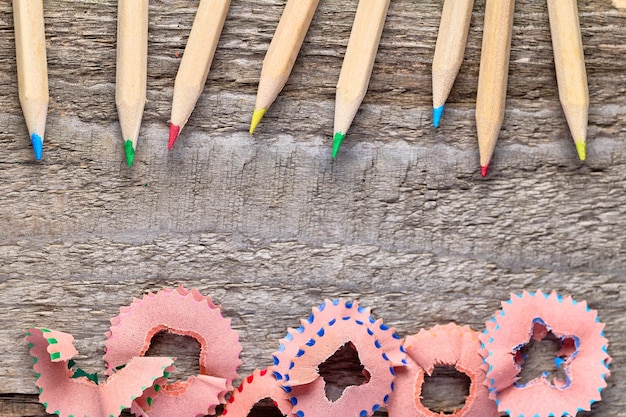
[387,323,498,417]
[35,327,79,362]
[479,290,611,417]
[285,318,394,417]
[103,286,241,416]
[272,298,373,380]
[129,363,176,415]
[272,298,405,382]
[222,368,294,417]
[25,327,173,417]
[130,374,228,417]
[282,311,406,417]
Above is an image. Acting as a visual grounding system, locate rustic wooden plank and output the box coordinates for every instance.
[0,0,625,416]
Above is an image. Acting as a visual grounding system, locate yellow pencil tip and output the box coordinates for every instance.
[575,141,586,161]
[249,108,267,134]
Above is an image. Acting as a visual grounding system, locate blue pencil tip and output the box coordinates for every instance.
[433,105,444,128]
[31,133,43,160]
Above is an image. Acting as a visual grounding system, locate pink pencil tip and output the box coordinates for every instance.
[168,124,180,150]
[481,164,490,177]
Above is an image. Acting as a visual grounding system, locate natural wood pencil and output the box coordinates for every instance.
[432,0,474,128]
[169,0,231,149]
[332,0,390,158]
[249,0,320,134]
[547,0,588,161]
[13,0,48,161]
[116,0,148,167]
[475,0,515,177]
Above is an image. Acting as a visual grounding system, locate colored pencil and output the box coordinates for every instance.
[475,0,515,177]
[547,0,588,160]
[13,0,48,161]
[169,0,231,149]
[249,0,320,134]
[432,0,474,128]
[116,0,148,167]
[332,0,390,158]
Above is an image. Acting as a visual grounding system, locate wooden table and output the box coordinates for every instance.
[1,0,624,416]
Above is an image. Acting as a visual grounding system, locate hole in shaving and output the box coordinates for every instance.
[516,322,569,387]
[318,342,368,402]
[145,331,201,383]
[247,398,284,417]
[421,366,471,414]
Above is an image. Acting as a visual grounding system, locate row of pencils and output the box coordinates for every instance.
[14,0,588,176]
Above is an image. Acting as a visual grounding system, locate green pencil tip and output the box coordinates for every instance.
[249,108,267,134]
[575,140,586,161]
[124,140,135,167]
[332,132,346,158]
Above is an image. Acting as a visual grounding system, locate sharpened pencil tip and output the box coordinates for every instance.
[433,105,444,128]
[249,108,267,134]
[332,132,346,158]
[31,133,43,161]
[481,163,490,178]
[124,140,135,167]
[168,124,180,150]
[575,140,586,161]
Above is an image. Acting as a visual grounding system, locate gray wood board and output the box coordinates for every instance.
[0,0,624,416]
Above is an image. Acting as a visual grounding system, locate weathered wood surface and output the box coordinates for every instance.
[0,0,625,416]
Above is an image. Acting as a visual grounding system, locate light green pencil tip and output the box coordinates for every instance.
[124,140,135,167]
[575,140,586,161]
[249,108,267,134]
[332,132,346,158]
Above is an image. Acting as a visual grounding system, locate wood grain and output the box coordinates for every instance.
[0,0,625,416]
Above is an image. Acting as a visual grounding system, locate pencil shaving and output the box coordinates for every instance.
[25,327,173,417]
[131,374,228,417]
[387,323,498,417]
[222,369,295,417]
[479,290,611,417]
[272,298,372,380]
[104,286,241,416]
[275,298,406,417]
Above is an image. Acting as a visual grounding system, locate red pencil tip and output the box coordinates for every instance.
[481,164,490,177]
[168,124,180,150]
